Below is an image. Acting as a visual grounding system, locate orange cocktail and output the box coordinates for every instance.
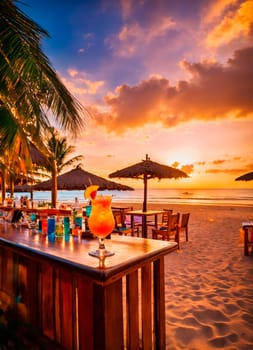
[88,195,115,238]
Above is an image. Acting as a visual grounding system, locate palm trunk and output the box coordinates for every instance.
[10,177,14,197]
[51,160,57,208]
[1,167,6,203]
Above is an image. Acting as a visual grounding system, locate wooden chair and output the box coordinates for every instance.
[180,213,190,241]
[147,209,173,229]
[242,223,253,256]
[113,210,132,235]
[152,212,180,248]
[121,207,141,236]
[161,209,173,225]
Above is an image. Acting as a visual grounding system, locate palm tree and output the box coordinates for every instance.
[42,128,83,207]
[0,134,35,201]
[0,0,86,201]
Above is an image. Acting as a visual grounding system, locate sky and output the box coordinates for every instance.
[19,0,253,189]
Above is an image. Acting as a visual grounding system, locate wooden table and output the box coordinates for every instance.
[127,209,164,238]
[242,222,253,256]
[0,223,177,350]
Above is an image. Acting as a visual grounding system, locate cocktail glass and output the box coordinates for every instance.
[88,195,115,257]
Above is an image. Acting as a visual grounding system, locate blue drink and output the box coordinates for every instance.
[75,216,82,229]
[85,205,92,217]
[48,217,55,241]
[64,216,70,241]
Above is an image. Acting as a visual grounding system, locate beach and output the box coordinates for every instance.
[116,202,253,350]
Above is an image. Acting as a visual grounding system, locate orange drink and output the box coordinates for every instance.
[88,196,115,238]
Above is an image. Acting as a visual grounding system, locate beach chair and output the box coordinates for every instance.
[152,212,180,248]
[180,213,190,241]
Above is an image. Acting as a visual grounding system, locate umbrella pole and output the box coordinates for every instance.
[143,174,147,212]
[30,176,34,207]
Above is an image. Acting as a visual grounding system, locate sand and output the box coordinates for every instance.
[116,203,253,350]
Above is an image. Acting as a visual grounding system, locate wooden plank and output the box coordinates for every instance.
[76,273,94,350]
[0,247,3,289]
[0,247,15,307]
[94,279,124,350]
[40,262,55,340]
[59,269,74,350]
[17,256,29,320]
[54,268,61,343]
[26,257,38,325]
[141,263,152,350]
[153,257,166,350]
[126,270,139,350]
[6,250,15,294]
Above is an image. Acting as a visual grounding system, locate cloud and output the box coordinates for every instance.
[205,0,253,47]
[204,157,253,175]
[236,162,253,172]
[61,69,105,96]
[202,0,238,24]
[212,159,226,165]
[206,167,244,174]
[181,164,194,175]
[91,46,253,134]
[108,15,175,57]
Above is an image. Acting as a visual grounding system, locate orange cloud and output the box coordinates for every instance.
[181,164,194,175]
[91,46,253,134]
[61,70,105,96]
[238,162,253,172]
[212,159,226,164]
[202,0,238,24]
[206,168,244,174]
[206,0,253,47]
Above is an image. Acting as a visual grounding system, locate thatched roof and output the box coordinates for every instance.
[109,154,188,212]
[30,144,48,167]
[14,184,33,192]
[109,156,188,180]
[235,171,253,181]
[33,166,134,191]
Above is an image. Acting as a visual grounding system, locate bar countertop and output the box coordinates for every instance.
[0,223,177,282]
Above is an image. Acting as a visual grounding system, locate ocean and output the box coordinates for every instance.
[13,188,253,207]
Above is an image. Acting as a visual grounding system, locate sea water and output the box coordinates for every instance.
[13,188,253,207]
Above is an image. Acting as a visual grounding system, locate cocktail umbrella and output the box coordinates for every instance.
[33,165,133,202]
[109,154,188,212]
[235,172,253,181]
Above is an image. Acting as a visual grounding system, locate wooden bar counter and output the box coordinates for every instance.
[0,223,177,350]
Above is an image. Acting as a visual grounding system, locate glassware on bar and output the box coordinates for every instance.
[88,195,115,257]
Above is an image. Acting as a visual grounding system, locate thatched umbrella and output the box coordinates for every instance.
[33,166,133,203]
[30,144,48,167]
[109,154,188,212]
[235,171,253,181]
[14,183,34,192]
[21,144,48,202]
[4,145,47,203]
